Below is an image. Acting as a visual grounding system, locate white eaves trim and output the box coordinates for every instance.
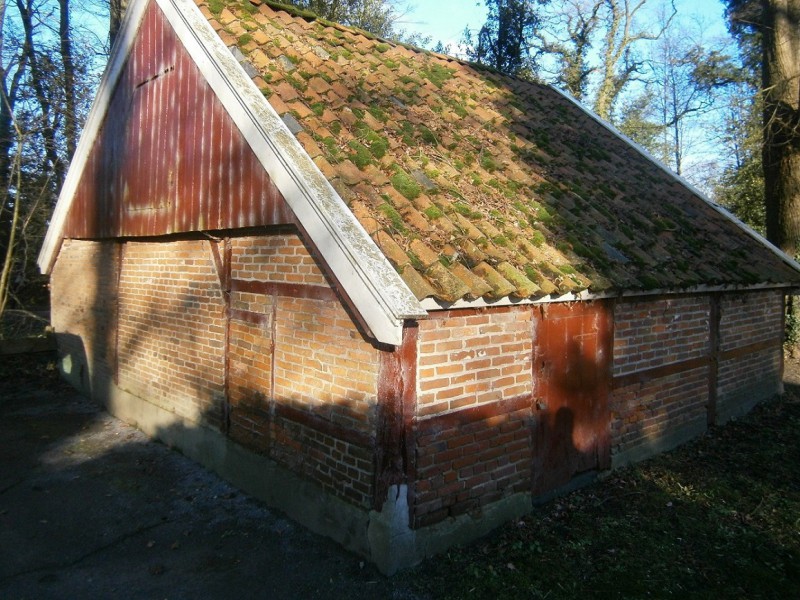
[549,85,800,277]
[37,0,151,275]
[420,281,798,312]
[39,0,426,346]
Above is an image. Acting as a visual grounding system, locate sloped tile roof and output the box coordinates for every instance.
[196,0,800,303]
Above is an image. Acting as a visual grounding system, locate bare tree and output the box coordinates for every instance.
[536,0,602,101]
[286,0,412,38]
[109,0,126,46]
[592,0,675,121]
[0,0,103,325]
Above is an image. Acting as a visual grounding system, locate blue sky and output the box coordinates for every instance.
[403,0,486,48]
[403,0,730,50]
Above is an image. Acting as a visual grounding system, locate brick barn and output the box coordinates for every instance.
[39,0,800,573]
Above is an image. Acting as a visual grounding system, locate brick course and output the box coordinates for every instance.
[417,308,533,418]
[51,240,120,393]
[717,290,784,420]
[718,347,782,416]
[613,296,709,377]
[611,297,710,461]
[413,399,531,527]
[611,367,708,457]
[719,290,783,351]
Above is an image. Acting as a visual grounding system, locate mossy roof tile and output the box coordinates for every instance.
[196,0,800,302]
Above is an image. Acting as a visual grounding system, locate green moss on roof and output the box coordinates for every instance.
[378,203,407,233]
[203,0,800,303]
[420,62,455,88]
[424,205,444,220]
[391,169,422,201]
[348,140,373,169]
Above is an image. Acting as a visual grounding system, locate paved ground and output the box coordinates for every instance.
[0,356,424,599]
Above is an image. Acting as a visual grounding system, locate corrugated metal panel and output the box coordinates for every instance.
[532,301,613,496]
[64,0,292,239]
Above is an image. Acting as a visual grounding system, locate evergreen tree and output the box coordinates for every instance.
[463,0,542,78]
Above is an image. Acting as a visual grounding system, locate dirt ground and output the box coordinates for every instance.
[0,355,424,599]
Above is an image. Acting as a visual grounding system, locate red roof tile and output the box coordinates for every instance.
[196,0,800,302]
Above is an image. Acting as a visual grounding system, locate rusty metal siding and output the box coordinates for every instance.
[64,0,292,239]
[532,301,613,496]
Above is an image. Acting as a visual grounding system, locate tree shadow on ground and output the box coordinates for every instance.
[0,354,426,599]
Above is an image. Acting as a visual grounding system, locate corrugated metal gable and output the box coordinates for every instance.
[64,0,292,239]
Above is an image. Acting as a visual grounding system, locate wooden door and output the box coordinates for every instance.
[532,301,613,496]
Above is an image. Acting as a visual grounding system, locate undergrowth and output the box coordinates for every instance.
[406,392,800,599]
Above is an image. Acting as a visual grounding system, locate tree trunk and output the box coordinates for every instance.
[109,0,128,47]
[762,0,800,257]
[17,0,63,186]
[59,0,77,160]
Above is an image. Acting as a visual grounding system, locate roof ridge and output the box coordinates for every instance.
[243,0,522,82]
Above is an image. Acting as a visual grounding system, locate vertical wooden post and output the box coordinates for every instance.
[707,293,721,426]
[374,322,418,520]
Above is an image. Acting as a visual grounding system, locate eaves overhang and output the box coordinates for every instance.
[420,281,798,312]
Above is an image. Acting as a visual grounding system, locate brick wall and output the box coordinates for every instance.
[227,310,273,452]
[611,297,711,464]
[416,308,532,417]
[613,296,709,376]
[51,240,120,394]
[413,308,533,525]
[230,234,380,509]
[54,233,787,526]
[610,291,785,463]
[271,415,374,507]
[611,367,708,459]
[54,232,380,510]
[230,234,329,285]
[413,399,531,527]
[717,291,784,422]
[117,240,227,427]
